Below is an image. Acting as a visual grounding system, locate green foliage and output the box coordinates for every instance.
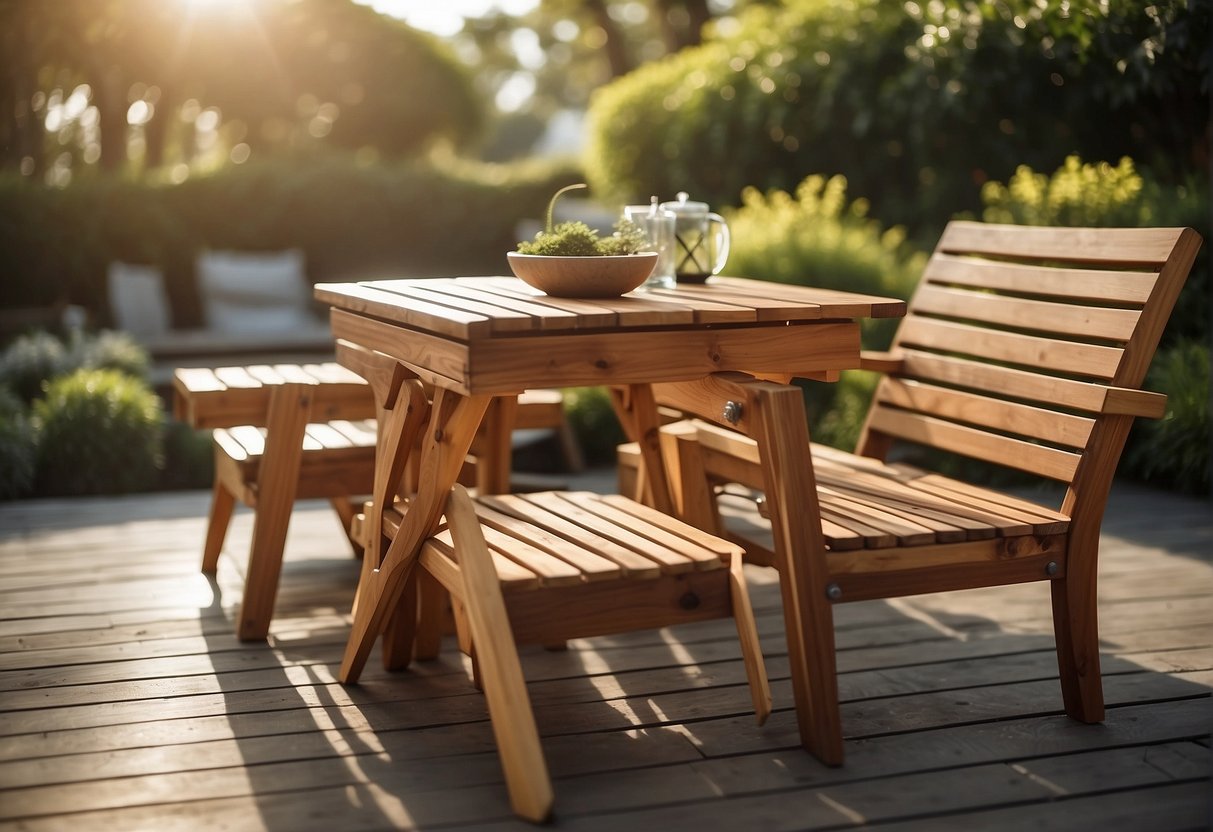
[725,174,926,350]
[67,330,150,381]
[981,155,1209,346]
[561,386,626,466]
[585,0,1207,235]
[0,155,581,326]
[0,331,69,402]
[157,420,215,491]
[32,369,164,496]
[1125,339,1210,495]
[516,220,648,256]
[0,386,36,500]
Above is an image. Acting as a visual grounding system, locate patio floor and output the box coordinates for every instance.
[1,475,1209,831]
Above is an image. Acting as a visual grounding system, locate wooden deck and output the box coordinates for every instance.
[1,476,1209,831]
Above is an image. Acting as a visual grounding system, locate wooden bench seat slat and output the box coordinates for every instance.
[818,485,970,544]
[213,366,264,388]
[552,492,724,569]
[923,253,1158,304]
[472,503,624,582]
[877,378,1096,449]
[896,317,1124,379]
[599,493,739,556]
[477,495,663,578]
[912,284,1142,342]
[815,489,939,546]
[477,525,586,587]
[426,531,542,590]
[516,492,704,574]
[817,507,898,549]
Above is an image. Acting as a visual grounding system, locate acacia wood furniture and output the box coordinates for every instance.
[314,274,905,820]
[173,362,581,641]
[640,222,1202,765]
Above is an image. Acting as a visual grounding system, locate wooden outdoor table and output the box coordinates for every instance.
[314,274,905,749]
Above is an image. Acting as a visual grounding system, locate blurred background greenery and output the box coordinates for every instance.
[0,0,1207,497]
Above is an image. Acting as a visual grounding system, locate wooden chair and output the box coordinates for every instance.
[336,340,772,822]
[634,222,1203,765]
[173,363,584,641]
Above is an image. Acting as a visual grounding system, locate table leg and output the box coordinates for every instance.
[339,387,491,683]
[477,394,518,495]
[610,384,677,514]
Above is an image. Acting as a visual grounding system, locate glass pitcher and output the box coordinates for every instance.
[659,192,731,283]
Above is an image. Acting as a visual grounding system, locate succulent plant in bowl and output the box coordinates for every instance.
[509,184,657,297]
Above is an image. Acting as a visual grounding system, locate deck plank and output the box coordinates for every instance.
[0,481,1208,830]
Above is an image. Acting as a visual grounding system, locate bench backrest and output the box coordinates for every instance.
[855,222,1201,496]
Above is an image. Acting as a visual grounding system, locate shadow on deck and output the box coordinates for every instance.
[0,477,1209,830]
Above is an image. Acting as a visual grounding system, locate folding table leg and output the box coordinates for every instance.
[201,474,236,575]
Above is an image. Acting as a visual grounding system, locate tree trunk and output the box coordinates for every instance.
[584,0,633,78]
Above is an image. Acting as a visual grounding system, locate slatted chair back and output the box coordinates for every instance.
[632,222,1202,768]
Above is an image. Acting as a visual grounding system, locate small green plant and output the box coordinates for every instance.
[0,386,36,499]
[32,369,164,496]
[0,331,70,403]
[516,183,647,256]
[1125,339,1210,495]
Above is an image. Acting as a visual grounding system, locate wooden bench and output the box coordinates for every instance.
[622,222,1203,765]
[174,362,584,641]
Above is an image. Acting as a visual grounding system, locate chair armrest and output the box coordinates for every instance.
[858,351,904,373]
[1102,387,1167,419]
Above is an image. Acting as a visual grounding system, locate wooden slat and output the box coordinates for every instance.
[314,282,495,338]
[516,492,704,574]
[477,525,585,587]
[895,350,1159,415]
[212,366,264,389]
[477,495,662,578]
[433,279,583,329]
[552,492,724,570]
[874,378,1095,449]
[923,252,1157,304]
[865,407,1082,482]
[714,277,909,318]
[425,530,541,590]
[937,221,1183,266]
[912,285,1141,342]
[817,485,969,544]
[895,317,1124,379]
[471,502,622,582]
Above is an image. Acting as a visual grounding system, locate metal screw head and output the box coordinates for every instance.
[825,583,842,601]
[1045,561,1059,576]
[722,400,743,424]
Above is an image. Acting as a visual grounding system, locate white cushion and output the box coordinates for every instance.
[196,249,313,334]
[107,262,172,337]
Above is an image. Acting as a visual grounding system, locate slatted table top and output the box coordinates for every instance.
[314,275,906,339]
[315,276,906,395]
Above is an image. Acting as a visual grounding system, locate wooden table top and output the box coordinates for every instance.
[315,275,906,394]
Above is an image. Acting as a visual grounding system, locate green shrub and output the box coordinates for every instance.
[157,420,215,491]
[32,370,164,496]
[725,174,926,350]
[585,0,1206,236]
[0,331,69,402]
[0,386,36,500]
[562,386,626,466]
[981,155,1209,346]
[68,330,150,381]
[1125,339,1210,495]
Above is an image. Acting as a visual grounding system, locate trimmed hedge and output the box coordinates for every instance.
[0,155,581,328]
[585,0,1207,236]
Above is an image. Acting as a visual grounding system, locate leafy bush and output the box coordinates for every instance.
[157,420,215,491]
[0,154,581,328]
[981,155,1209,345]
[725,174,926,350]
[0,331,70,402]
[562,386,626,466]
[1125,339,1210,495]
[32,369,164,496]
[586,0,1207,236]
[67,330,151,381]
[0,386,36,500]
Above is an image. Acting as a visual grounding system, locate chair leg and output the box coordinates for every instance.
[201,474,236,575]
[381,570,419,671]
[413,568,446,661]
[446,486,553,822]
[236,384,310,642]
[1051,573,1105,723]
[727,551,772,725]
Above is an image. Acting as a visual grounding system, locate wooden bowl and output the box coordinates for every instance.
[507,252,658,298]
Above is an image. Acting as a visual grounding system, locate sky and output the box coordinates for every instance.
[355,0,540,36]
